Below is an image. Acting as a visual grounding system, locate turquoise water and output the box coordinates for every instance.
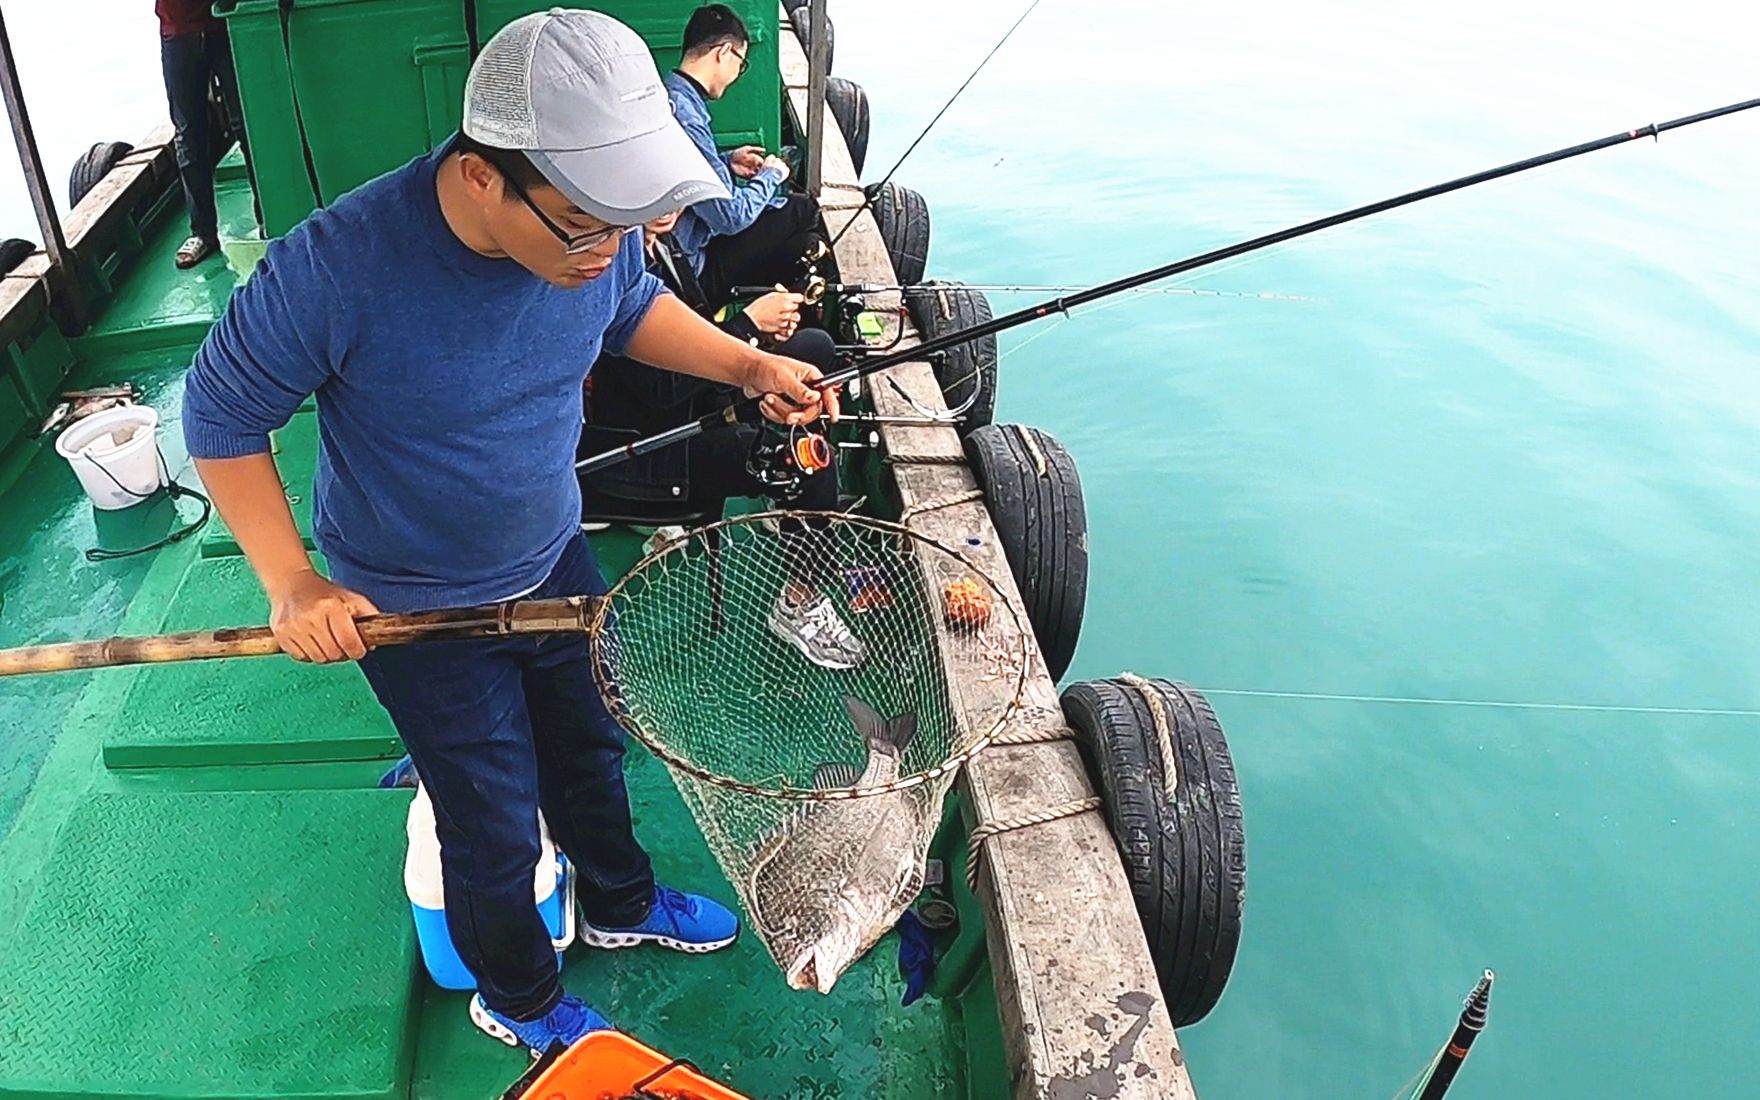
[840,2,1760,1097]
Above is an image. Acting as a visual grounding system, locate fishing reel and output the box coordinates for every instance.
[786,238,836,322]
[746,419,833,496]
[730,276,829,305]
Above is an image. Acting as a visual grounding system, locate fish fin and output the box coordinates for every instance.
[786,950,839,995]
[786,954,817,991]
[841,695,919,757]
[812,761,862,791]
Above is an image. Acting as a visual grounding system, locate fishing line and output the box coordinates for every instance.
[988,259,1295,369]
[1197,687,1760,719]
[1125,143,1591,293]
[578,96,1760,478]
[825,0,1048,249]
[997,134,1591,322]
[882,371,978,423]
[1388,1050,1442,1100]
[983,150,1558,366]
[995,283,1141,365]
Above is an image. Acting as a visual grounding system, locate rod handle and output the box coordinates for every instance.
[0,596,602,678]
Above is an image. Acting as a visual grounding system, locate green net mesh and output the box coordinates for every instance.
[594,512,1027,991]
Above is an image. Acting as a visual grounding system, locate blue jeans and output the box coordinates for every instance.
[359,534,654,1019]
[160,29,244,241]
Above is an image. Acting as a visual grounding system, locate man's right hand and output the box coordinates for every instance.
[760,155,792,181]
[728,145,766,179]
[744,350,840,426]
[743,289,804,337]
[267,569,381,663]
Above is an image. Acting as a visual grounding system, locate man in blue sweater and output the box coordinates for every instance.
[665,4,824,305]
[182,10,836,1053]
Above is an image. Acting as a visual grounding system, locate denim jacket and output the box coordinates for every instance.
[664,70,786,273]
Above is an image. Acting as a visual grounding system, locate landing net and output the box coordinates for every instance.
[592,511,1028,991]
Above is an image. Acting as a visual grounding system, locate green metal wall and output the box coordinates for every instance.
[217,0,782,237]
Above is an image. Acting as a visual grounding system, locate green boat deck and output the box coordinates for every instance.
[0,157,997,1099]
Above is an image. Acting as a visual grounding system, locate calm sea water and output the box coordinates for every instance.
[838,1,1760,1097]
[6,2,1760,1097]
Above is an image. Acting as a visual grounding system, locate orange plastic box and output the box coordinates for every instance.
[505,1031,753,1100]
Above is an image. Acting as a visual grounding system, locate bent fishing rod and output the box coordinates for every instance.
[578,95,1760,481]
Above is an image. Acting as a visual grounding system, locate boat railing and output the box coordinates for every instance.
[0,7,182,492]
[778,17,1202,1100]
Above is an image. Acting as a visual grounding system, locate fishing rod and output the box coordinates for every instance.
[1402,970,1495,1100]
[824,0,1047,250]
[731,282,1324,303]
[578,95,1760,485]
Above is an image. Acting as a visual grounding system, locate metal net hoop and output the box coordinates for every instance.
[590,510,1030,803]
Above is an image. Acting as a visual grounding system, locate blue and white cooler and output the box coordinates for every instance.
[403,782,575,990]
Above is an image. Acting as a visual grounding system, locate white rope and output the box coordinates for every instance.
[962,706,1088,889]
[1013,423,1050,479]
[987,706,1070,745]
[885,451,968,466]
[966,796,1105,892]
[1121,672,1178,797]
[899,488,985,523]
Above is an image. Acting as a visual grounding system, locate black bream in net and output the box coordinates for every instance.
[592,512,1030,991]
[745,698,933,991]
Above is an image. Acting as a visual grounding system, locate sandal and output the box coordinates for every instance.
[175,236,217,269]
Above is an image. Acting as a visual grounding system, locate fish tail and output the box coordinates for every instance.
[842,695,918,757]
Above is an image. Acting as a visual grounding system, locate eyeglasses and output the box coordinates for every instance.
[498,166,637,255]
[728,44,749,77]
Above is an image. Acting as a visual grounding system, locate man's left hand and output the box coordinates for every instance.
[744,351,840,426]
[728,146,766,179]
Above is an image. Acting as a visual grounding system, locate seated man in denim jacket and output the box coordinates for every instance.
[664,3,824,306]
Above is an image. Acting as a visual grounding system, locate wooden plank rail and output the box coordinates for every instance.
[64,125,177,252]
[0,123,177,346]
[778,21,1201,1100]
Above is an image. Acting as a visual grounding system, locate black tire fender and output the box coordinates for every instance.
[1061,677,1247,1028]
[904,280,998,432]
[825,76,870,177]
[963,423,1086,679]
[0,238,36,276]
[866,181,930,287]
[68,141,133,208]
[788,6,834,73]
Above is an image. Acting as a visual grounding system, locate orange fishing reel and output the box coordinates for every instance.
[747,420,833,494]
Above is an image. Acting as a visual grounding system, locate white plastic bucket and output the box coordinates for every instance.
[54,404,166,510]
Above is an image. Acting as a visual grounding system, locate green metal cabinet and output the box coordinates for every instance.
[217,0,782,236]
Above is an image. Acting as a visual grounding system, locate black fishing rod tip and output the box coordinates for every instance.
[1462,969,1495,1030]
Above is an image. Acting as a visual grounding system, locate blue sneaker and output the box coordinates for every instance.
[468,993,610,1052]
[580,885,739,953]
[376,754,418,789]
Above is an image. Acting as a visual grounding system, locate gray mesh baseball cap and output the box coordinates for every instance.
[462,8,729,225]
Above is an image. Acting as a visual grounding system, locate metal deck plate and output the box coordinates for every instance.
[102,554,400,769]
[202,410,318,558]
[0,790,418,1100]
